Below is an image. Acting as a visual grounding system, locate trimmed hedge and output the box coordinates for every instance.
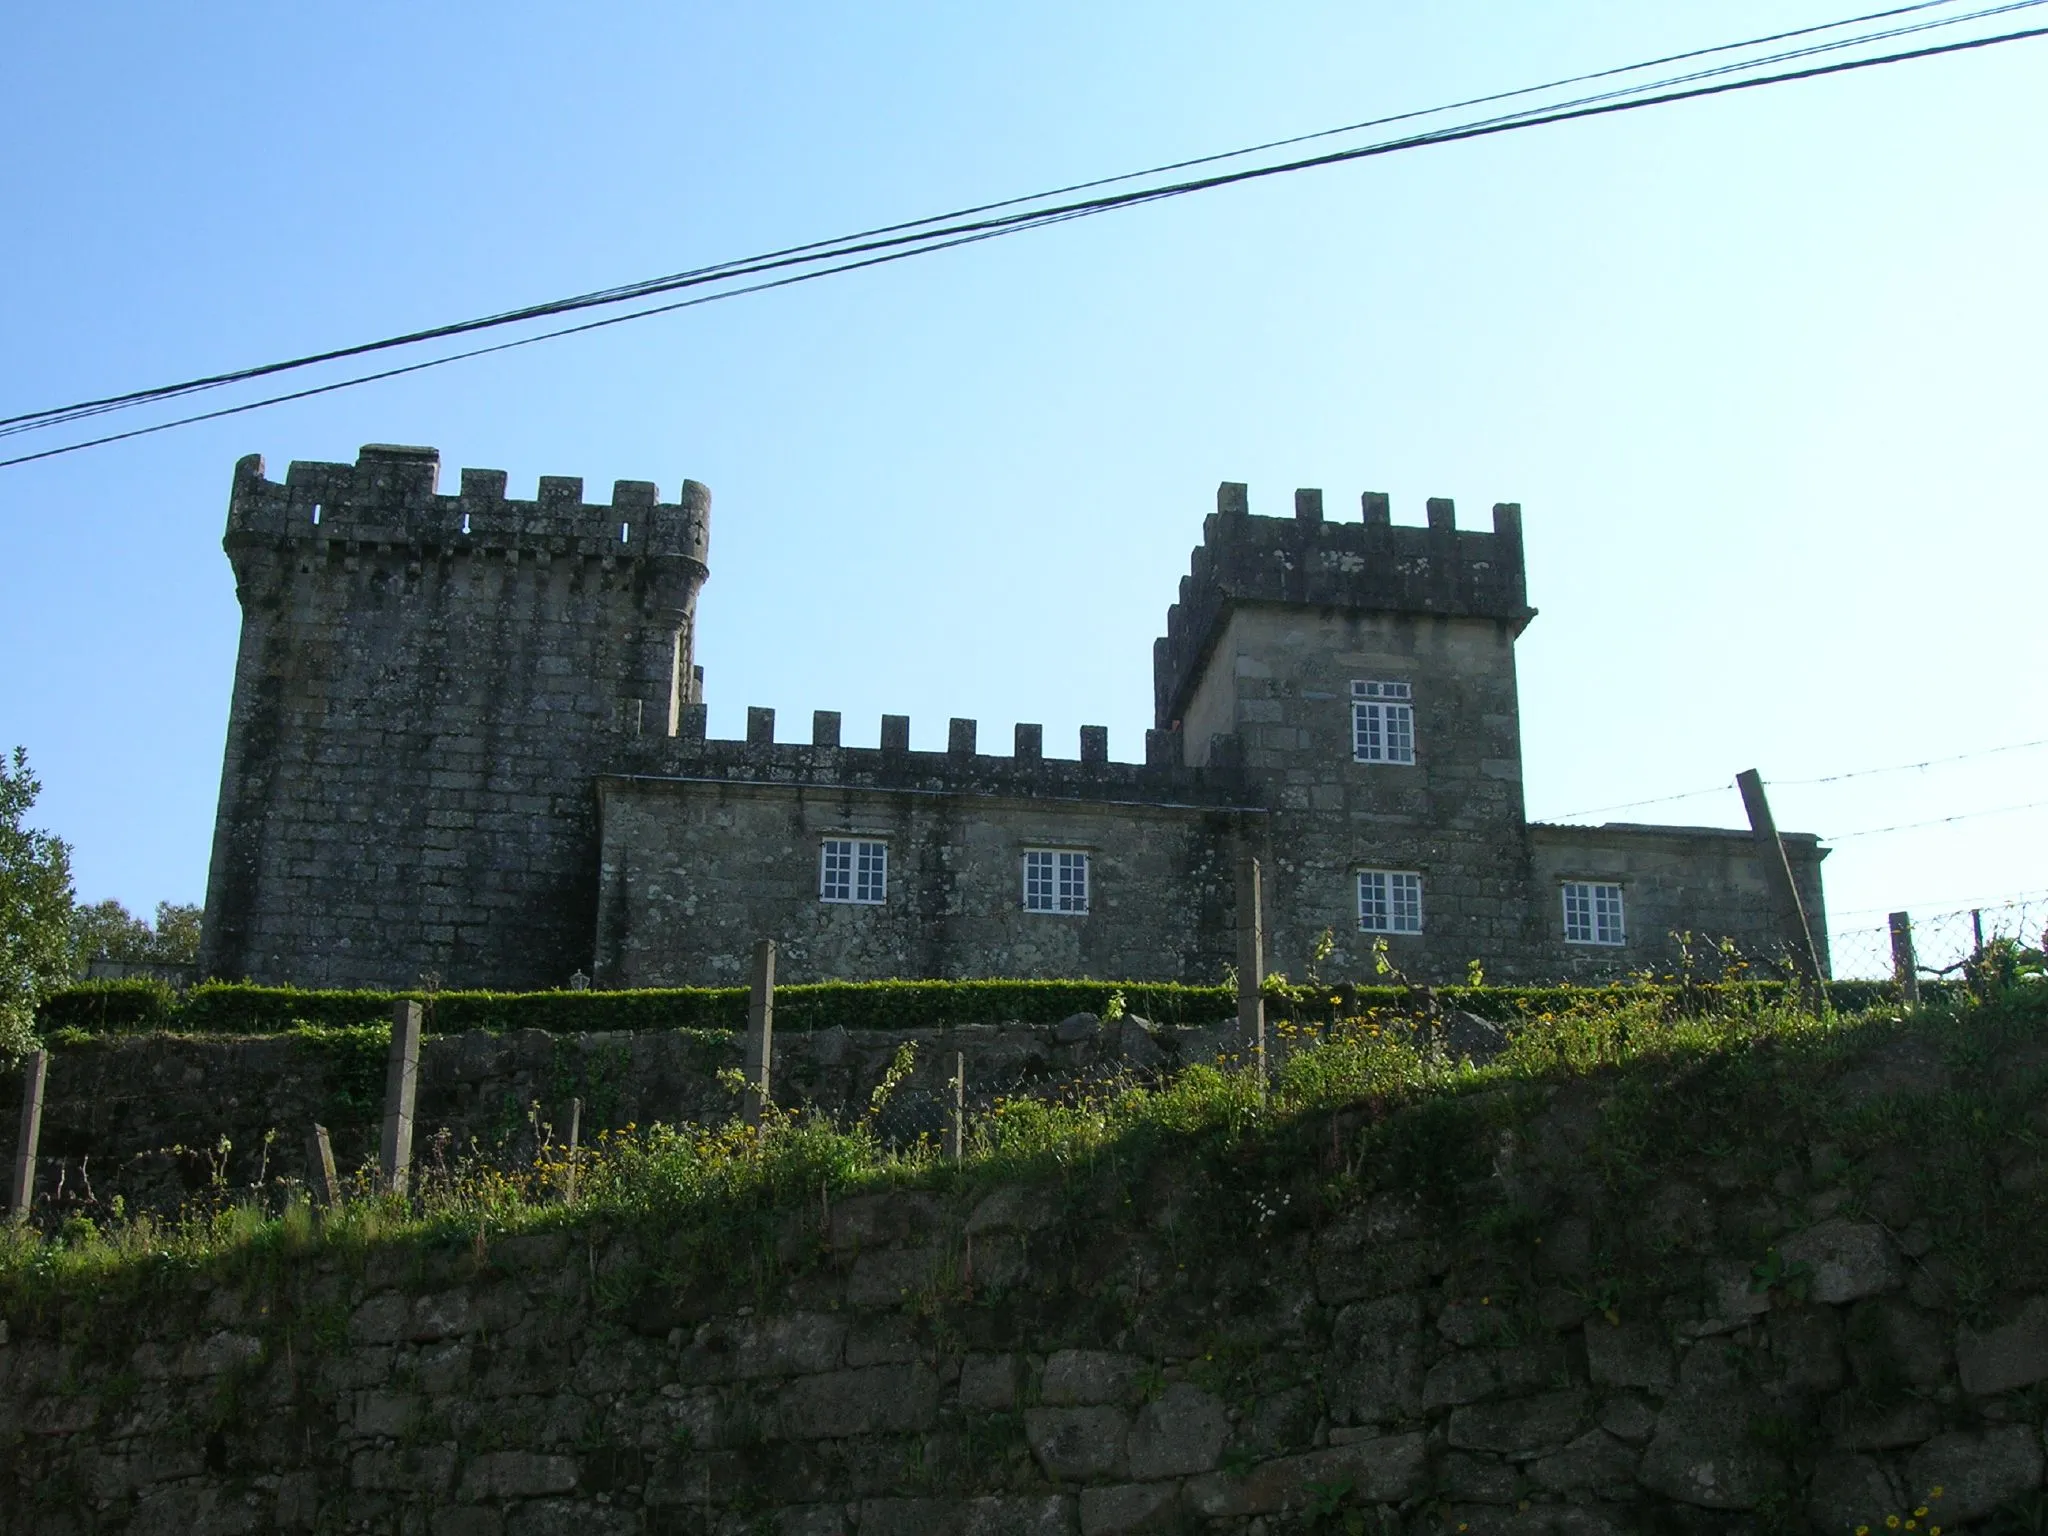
[98,979,1245,1036]
[33,979,177,1033]
[31,974,1929,1038]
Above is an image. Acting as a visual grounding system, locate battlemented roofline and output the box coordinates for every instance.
[201,441,1832,992]
[1152,481,1535,729]
[609,705,1256,805]
[226,443,710,566]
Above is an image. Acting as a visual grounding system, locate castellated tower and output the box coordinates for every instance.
[199,453,1821,991]
[1151,483,1544,981]
[199,445,710,990]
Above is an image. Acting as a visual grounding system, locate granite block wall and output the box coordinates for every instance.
[195,455,1831,995]
[6,1069,2043,1534]
[1152,483,1532,732]
[0,1017,1245,1222]
[1176,603,1543,984]
[1529,823,1832,980]
[594,774,1244,989]
[200,446,710,993]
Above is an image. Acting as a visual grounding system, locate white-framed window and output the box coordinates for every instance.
[1351,680,1416,765]
[1023,849,1090,914]
[1562,882,1626,946]
[1358,869,1424,934]
[819,838,888,905]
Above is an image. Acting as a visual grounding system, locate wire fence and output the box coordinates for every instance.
[1828,892,2048,981]
[858,1050,1176,1155]
[5,1035,1200,1232]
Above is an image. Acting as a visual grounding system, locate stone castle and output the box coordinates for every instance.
[199,444,1827,991]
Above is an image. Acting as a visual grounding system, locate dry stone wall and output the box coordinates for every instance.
[5,1073,2046,1534]
[0,1018,1241,1221]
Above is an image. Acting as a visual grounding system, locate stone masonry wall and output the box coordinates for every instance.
[1529,824,1831,980]
[1176,603,1546,985]
[196,454,1832,995]
[594,779,1243,988]
[1152,484,1532,732]
[0,1018,1239,1223]
[200,445,710,993]
[5,1065,2047,1535]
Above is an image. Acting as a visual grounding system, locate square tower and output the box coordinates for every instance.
[200,445,711,989]
[1153,483,1542,981]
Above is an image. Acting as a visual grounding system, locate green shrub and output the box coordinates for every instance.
[139,978,1243,1036]
[26,973,1945,1041]
[3,983,2039,1311]
[34,978,176,1033]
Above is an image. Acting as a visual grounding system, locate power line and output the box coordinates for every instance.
[0,0,2004,440]
[8,9,2041,454]
[0,226,1057,467]
[17,0,1990,440]
[4,7,2046,468]
[1831,885,2048,920]
[1826,798,2048,841]
[1543,735,2048,820]
[1543,784,1734,820]
[1776,737,2048,787]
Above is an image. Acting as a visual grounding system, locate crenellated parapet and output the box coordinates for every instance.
[226,443,710,570]
[1152,481,1535,728]
[203,443,717,992]
[609,708,1255,807]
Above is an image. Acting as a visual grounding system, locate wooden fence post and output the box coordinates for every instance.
[1735,769,1825,1005]
[1238,853,1266,1097]
[744,940,776,1128]
[10,1049,47,1224]
[948,1051,965,1163]
[380,1000,422,1197]
[1888,912,1921,1005]
[562,1097,583,1204]
[1969,908,1990,997]
[306,1123,342,1208]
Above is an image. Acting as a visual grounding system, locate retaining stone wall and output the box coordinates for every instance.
[0,1017,1244,1221]
[4,1071,2046,1534]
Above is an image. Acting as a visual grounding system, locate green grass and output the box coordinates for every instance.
[4,981,2043,1329]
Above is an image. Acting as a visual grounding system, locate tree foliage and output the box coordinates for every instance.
[0,747,75,1058]
[71,898,201,966]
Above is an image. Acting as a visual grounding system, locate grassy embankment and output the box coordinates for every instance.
[3,980,2044,1325]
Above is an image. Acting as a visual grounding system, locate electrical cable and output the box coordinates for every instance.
[1543,736,2048,821]
[0,0,2012,439]
[1825,798,2048,840]
[1542,784,1734,820]
[7,6,2041,451]
[1830,886,2048,919]
[4,10,2045,469]
[1775,737,2048,787]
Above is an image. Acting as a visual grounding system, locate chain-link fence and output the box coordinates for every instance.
[1828,891,2047,981]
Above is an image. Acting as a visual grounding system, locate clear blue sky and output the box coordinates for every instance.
[3,3,2043,977]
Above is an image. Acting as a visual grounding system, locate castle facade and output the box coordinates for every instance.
[200,445,1826,991]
